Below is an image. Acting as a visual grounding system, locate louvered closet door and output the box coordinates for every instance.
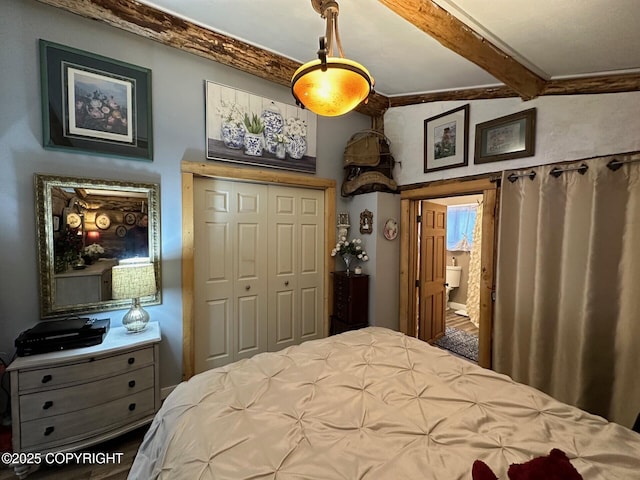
[267,186,324,351]
[194,178,268,372]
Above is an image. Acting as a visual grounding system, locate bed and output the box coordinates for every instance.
[130,327,640,479]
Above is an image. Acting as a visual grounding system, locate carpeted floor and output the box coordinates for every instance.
[435,326,478,362]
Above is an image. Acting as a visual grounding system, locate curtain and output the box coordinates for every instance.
[466,202,482,328]
[446,204,476,251]
[493,154,640,427]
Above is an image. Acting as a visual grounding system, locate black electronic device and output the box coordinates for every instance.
[15,318,110,356]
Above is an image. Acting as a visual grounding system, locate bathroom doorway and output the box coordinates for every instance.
[399,176,498,369]
[424,195,482,362]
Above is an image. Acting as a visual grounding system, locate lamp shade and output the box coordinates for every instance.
[112,263,156,300]
[291,57,373,117]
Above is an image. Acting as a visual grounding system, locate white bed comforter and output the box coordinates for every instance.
[130,327,640,479]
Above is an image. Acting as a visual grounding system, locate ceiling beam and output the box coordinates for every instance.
[377,0,547,100]
[541,73,640,96]
[389,85,519,107]
[35,0,640,116]
[34,0,390,117]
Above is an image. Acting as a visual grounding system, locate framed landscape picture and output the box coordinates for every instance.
[424,104,469,173]
[474,108,536,164]
[205,81,317,173]
[40,40,153,161]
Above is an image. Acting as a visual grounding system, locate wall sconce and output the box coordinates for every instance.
[337,212,350,238]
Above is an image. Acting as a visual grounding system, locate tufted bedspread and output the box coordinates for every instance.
[129,327,640,479]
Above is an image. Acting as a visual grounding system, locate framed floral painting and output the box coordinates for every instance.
[205,81,317,173]
[39,40,153,161]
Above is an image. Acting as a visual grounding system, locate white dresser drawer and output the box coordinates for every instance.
[17,346,154,392]
[21,388,155,450]
[9,324,161,456]
[19,365,154,421]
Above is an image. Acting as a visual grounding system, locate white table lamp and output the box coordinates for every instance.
[111,262,156,333]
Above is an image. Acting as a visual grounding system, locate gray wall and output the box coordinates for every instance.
[0,0,370,402]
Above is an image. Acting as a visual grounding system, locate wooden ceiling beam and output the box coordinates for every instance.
[389,85,519,107]
[541,73,640,96]
[35,0,640,116]
[377,0,546,100]
[34,0,390,117]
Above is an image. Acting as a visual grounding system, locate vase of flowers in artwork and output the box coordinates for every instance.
[284,117,308,159]
[243,113,265,156]
[217,100,245,149]
[261,102,284,155]
[274,133,287,159]
[331,237,369,275]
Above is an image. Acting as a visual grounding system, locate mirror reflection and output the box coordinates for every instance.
[35,174,161,318]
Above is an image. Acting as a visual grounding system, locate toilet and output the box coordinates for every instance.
[445,266,462,310]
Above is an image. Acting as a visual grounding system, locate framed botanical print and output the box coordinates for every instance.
[424,104,469,173]
[474,108,536,164]
[40,39,153,161]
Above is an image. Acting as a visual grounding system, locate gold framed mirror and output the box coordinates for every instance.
[35,174,161,318]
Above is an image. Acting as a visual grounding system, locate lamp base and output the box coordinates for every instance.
[122,298,149,333]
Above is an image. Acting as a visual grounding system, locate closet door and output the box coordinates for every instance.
[194,178,268,372]
[268,186,324,351]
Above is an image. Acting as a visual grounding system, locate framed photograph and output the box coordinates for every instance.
[40,39,153,161]
[424,104,469,173]
[474,108,536,164]
[206,81,317,173]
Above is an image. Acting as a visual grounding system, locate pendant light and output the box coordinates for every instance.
[291,0,374,117]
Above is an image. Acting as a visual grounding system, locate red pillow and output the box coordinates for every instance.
[472,449,582,480]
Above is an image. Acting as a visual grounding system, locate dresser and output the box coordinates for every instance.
[8,323,161,457]
[330,272,369,335]
[54,259,118,306]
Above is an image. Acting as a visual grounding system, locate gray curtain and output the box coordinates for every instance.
[493,153,640,427]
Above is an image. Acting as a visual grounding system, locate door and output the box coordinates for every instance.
[193,178,268,372]
[268,186,324,351]
[418,201,447,342]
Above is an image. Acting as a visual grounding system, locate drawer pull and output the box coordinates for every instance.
[43,401,53,410]
[128,403,136,411]
[128,380,136,388]
[44,426,55,436]
[41,374,52,384]
[128,357,135,365]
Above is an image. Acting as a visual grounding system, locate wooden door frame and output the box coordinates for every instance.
[181,161,336,380]
[399,176,498,368]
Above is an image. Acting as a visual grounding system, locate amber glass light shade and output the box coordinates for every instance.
[292,57,374,117]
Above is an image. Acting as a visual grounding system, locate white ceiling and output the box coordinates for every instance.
[137,0,640,98]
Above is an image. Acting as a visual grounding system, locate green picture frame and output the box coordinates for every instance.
[40,39,153,161]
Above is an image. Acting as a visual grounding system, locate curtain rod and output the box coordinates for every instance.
[550,163,588,178]
[492,155,640,184]
[607,157,640,171]
[506,171,536,183]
